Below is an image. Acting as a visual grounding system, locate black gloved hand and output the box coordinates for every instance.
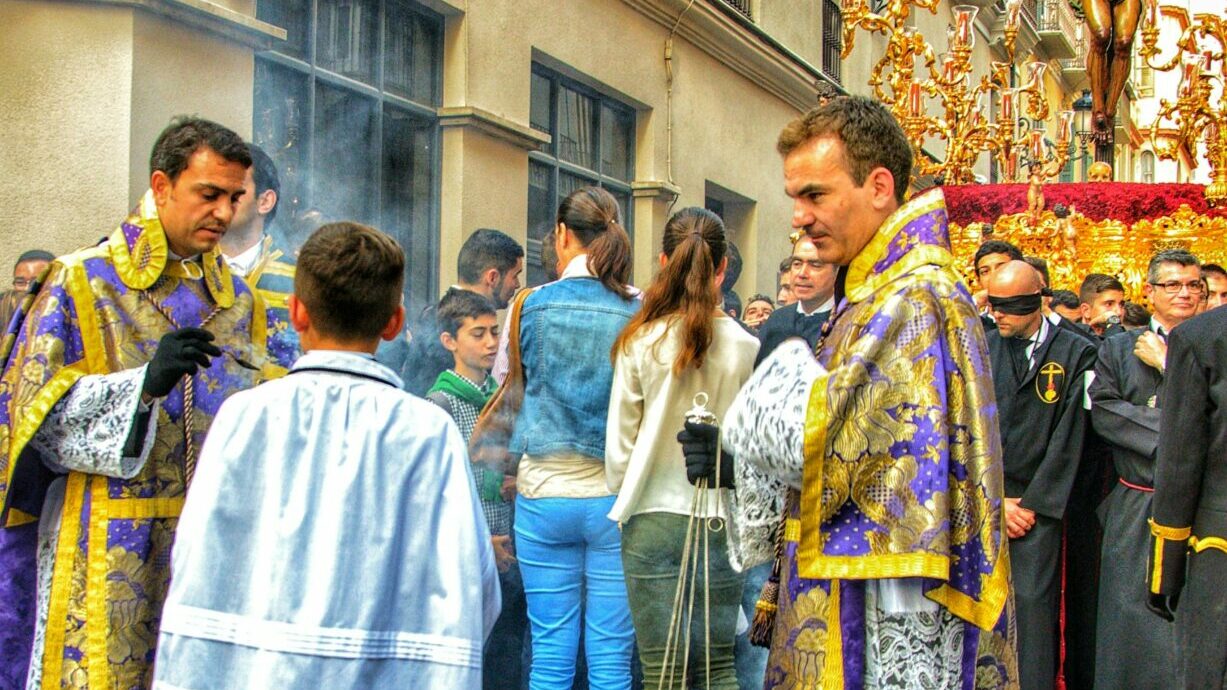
[1146,591,1180,622]
[143,328,221,398]
[677,420,735,488]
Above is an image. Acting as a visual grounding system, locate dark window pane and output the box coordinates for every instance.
[384,3,415,99]
[254,59,310,236]
[559,171,598,201]
[411,14,439,105]
[530,72,552,133]
[257,0,308,60]
[383,106,436,311]
[601,105,633,181]
[527,161,554,287]
[317,0,377,84]
[313,83,377,224]
[557,85,596,170]
[610,188,633,242]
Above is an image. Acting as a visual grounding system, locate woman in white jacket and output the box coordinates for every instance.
[606,207,759,689]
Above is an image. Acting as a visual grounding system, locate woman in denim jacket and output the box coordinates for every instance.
[510,187,640,689]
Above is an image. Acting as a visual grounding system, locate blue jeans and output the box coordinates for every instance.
[734,562,771,689]
[515,495,635,690]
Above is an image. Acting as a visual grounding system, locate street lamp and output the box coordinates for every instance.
[1073,89,1095,180]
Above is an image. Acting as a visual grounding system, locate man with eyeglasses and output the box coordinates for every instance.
[1089,248,1202,689]
[985,260,1097,690]
[752,234,834,368]
[0,250,54,331]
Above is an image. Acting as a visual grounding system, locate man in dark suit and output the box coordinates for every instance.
[986,261,1097,690]
[1148,304,1227,689]
[753,234,834,367]
[1090,248,1202,689]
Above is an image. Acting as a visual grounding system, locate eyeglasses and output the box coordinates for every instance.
[12,278,32,290]
[1149,280,1205,295]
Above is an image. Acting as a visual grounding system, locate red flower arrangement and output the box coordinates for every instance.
[942,183,1227,226]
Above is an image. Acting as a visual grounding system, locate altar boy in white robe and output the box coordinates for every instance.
[153,221,500,689]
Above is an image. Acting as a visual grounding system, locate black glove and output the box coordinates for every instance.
[143,328,221,398]
[1146,592,1180,622]
[677,420,735,488]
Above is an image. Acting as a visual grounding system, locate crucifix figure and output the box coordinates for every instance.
[1082,0,1142,170]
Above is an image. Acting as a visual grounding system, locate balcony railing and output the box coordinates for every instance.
[715,0,753,20]
[822,0,842,84]
[1036,0,1077,58]
[1060,25,1087,73]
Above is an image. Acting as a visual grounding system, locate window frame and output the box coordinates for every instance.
[254,0,444,312]
[527,65,638,286]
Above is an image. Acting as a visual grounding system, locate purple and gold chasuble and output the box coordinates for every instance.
[760,190,1017,688]
[0,191,269,689]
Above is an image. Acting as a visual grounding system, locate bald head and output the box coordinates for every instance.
[987,260,1043,298]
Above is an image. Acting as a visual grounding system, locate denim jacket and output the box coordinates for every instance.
[509,276,639,459]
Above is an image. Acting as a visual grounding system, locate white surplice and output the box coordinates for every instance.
[153,350,500,690]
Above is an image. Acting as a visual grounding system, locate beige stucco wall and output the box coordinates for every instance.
[437,0,815,298]
[0,1,257,280]
[0,1,134,274]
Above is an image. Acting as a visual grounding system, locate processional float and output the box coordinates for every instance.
[839,0,1227,297]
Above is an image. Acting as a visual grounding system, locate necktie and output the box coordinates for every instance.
[1008,337,1031,382]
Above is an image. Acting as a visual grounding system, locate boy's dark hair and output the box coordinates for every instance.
[437,288,497,337]
[1203,263,1227,280]
[150,116,250,182]
[295,222,405,340]
[247,142,281,226]
[1050,289,1080,310]
[1123,301,1152,328]
[1078,273,1126,305]
[1023,256,1050,286]
[973,240,1023,271]
[15,250,54,267]
[777,96,913,204]
[457,229,524,284]
[723,289,742,319]
[778,257,791,276]
[721,242,743,294]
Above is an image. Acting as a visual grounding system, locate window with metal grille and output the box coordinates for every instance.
[822,0,842,84]
[253,0,442,312]
[717,0,753,19]
[527,64,636,287]
[1141,150,1156,183]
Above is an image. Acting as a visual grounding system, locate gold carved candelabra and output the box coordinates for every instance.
[1139,3,1227,204]
[841,0,1074,186]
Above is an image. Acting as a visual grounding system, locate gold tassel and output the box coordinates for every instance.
[748,578,779,647]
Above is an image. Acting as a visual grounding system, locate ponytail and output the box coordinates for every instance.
[612,207,725,375]
[556,186,633,300]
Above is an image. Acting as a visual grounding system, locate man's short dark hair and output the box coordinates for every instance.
[723,289,742,319]
[437,288,497,338]
[457,229,524,285]
[747,293,775,309]
[778,257,791,276]
[1123,301,1151,328]
[1079,273,1126,305]
[1147,249,1200,284]
[1203,263,1227,280]
[973,240,1023,271]
[722,242,743,295]
[777,96,913,204]
[15,250,54,268]
[295,222,405,341]
[1050,289,1080,310]
[247,143,281,227]
[150,117,250,183]
[1023,256,1050,286]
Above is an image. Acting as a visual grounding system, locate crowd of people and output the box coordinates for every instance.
[0,94,1225,690]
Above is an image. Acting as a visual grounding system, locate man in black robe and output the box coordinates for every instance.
[1090,248,1202,689]
[753,234,833,367]
[1149,304,1227,690]
[986,261,1096,690]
